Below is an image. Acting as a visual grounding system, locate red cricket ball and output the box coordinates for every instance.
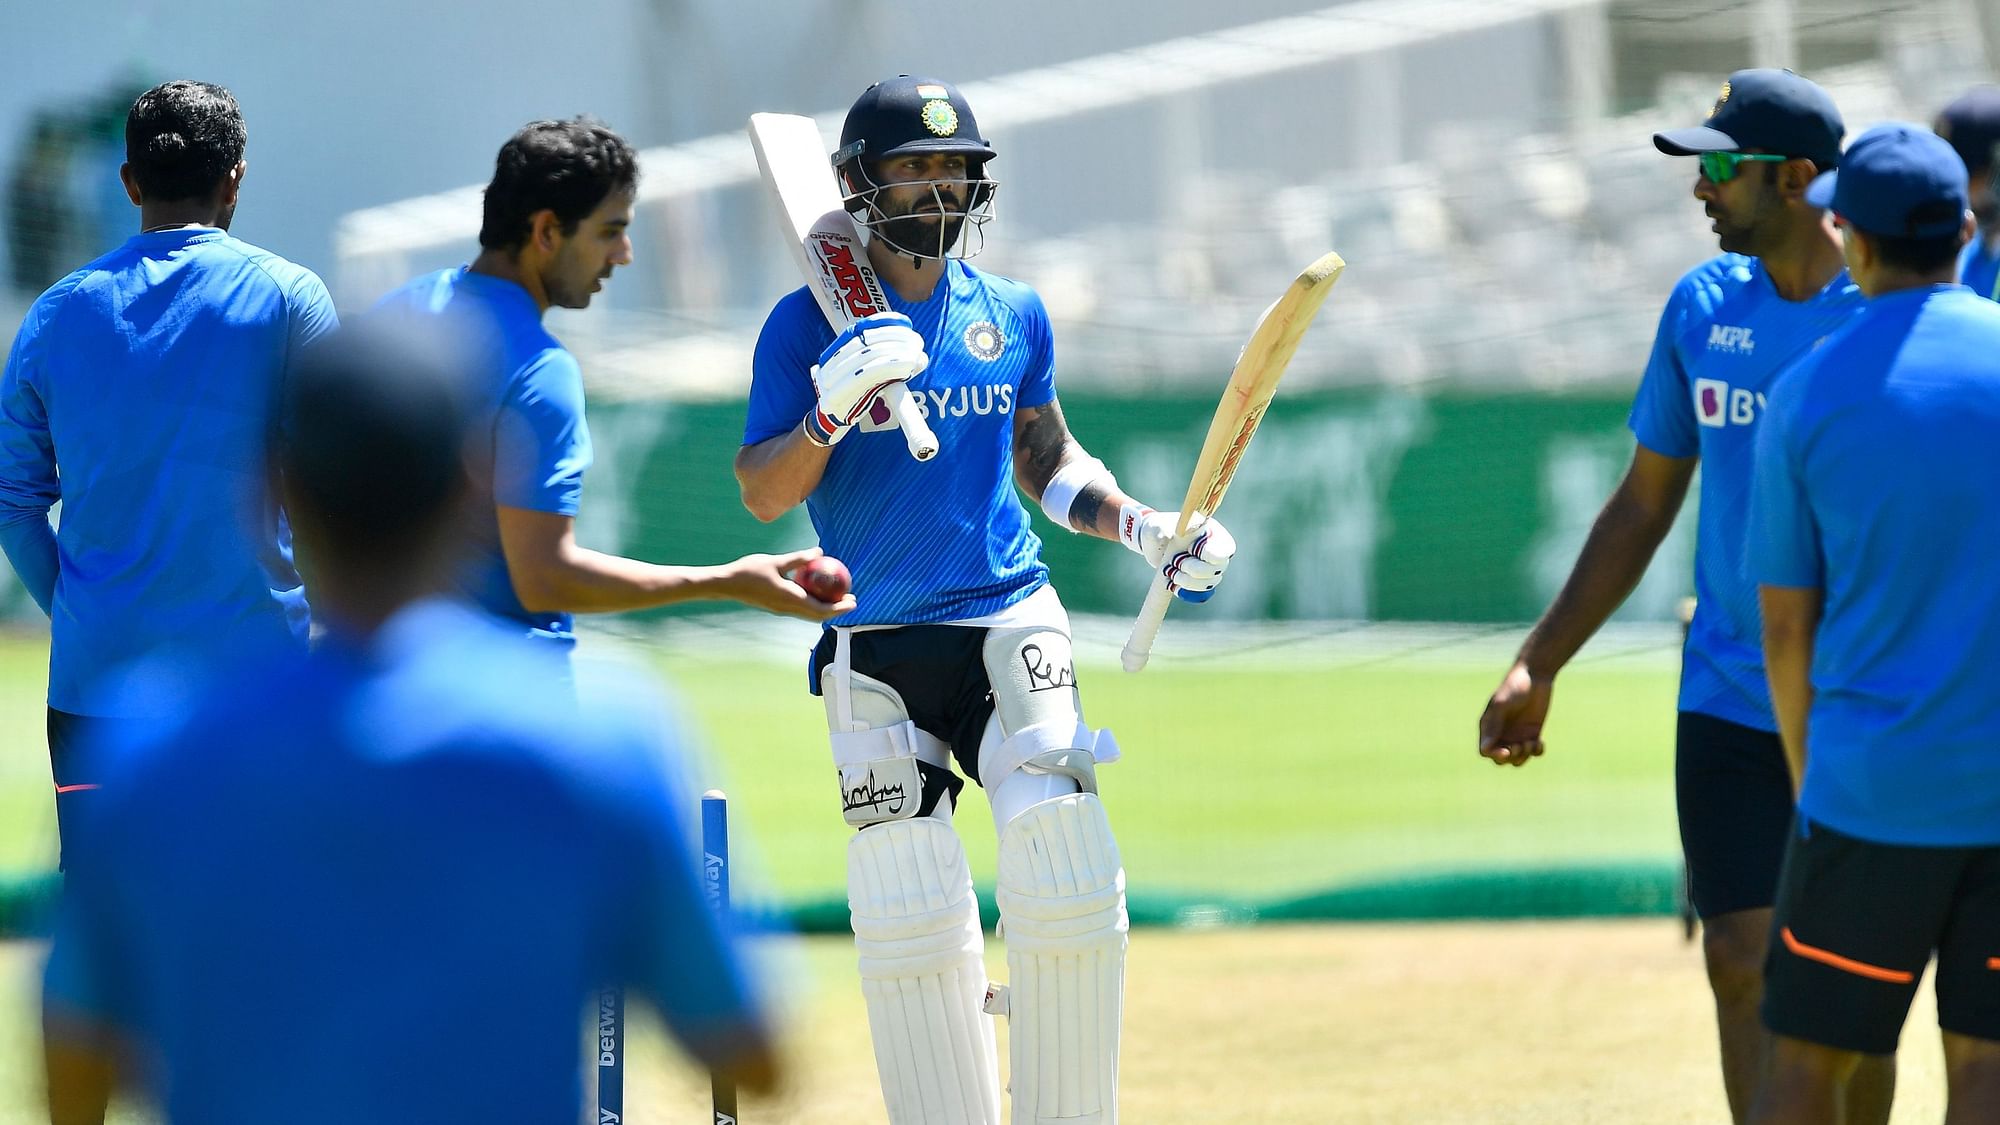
[794,556,851,603]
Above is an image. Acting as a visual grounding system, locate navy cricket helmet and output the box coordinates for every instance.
[834,75,999,259]
[834,75,996,183]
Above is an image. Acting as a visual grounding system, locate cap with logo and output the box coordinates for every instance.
[1805,123,1969,239]
[835,75,996,175]
[1654,68,1845,169]
[1935,85,2000,177]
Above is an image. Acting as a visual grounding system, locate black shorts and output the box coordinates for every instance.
[1676,711,1795,919]
[810,624,997,785]
[1762,818,2000,1054]
[47,707,113,872]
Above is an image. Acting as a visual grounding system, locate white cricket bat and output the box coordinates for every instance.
[747,112,939,461]
[1121,251,1347,673]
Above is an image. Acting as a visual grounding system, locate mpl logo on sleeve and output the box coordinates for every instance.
[1694,378,1767,427]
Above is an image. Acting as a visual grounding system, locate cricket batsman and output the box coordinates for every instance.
[735,75,1238,1124]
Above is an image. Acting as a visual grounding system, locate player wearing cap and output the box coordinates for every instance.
[1476,69,1886,1122]
[735,76,1238,1125]
[1934,86,2000,301]
[1747,122,2000,1124]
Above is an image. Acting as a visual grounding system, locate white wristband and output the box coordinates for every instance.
[1038,456,1115,531]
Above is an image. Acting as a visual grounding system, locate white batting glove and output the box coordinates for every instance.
[804,312,928,446]
[1118,503,1237,603]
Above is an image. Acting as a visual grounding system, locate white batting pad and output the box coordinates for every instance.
[849,817,1002,1125]
[995,793,1128,1124]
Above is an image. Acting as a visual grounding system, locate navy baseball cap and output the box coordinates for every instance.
[836,76,996,169]
[1805,123,1969,238]
[1935,85,2000,175]
[1654,69,1844,169]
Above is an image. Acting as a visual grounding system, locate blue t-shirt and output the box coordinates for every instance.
[1749,285,2000,846]
[370,269,590,645]
[745,259,1056,626]
[0,228,334,717]
[1628,254,1864,731]
[1957,237,2000,302]
[44,600,766,1123]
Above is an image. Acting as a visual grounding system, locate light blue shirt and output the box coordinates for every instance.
[370,269,591,646]
[45,600,767,1123]
[0,227,333,716]
[1750,285,2000,846]
[1628,254,1864,731]
[745,260,1055,626]
[1957,237,2000,301]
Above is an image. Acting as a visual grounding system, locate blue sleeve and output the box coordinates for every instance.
[605,718,769,1062]
[494,349,591,515]
[1748,381,1821,589]
[0,310,61,613]
[1628,281,1700,458]
[1014,287,1057,409]
[284,269,340,373]
[743,294,825,446]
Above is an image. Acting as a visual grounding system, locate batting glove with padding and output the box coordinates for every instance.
[804,312,929,446]
[1119,504,1237,602]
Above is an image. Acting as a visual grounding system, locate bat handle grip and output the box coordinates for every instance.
[1121,571,1175,673]
[884,384,939,462]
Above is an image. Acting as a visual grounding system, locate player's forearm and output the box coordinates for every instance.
[0,510,56,614]
[1065,478,1142,542]
[511,546,747,615]
[734,427,830,523]
[1516,486,1683,678]
[1760,585,1821,794]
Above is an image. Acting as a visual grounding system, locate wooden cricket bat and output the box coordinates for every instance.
[747,112,939,461]
[1120,251,1346,672]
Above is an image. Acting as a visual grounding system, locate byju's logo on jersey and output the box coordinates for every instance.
[855,384,1018,432]
[1707,325,1756,355]
[1694,378,1767,428]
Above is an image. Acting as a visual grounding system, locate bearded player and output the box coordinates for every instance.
[735,75,1238,1125]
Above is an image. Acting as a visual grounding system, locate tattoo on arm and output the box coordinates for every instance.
[1015,402,1074,495]
[1070,481,1112,534]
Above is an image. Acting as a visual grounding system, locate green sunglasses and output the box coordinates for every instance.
[1699,151,1791,183]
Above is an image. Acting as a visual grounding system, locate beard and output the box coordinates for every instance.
[878,214,966,258]
[1713,215,1759,255]
[872,187,969,259]
[1711,195,1781,256]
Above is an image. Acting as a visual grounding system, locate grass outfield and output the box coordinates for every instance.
[0,923,1952,1123]
[0,628,1683,900]
[651,648,1682,904]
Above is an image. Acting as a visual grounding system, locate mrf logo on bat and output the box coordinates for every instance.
[810,233,884,318]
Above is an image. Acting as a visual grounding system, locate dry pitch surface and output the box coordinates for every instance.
[4,919,1948,1123]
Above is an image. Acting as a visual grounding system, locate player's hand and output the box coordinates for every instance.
[721,548,856,621]
[1478,660,1552,767]
[805,312,928,445]
[1120,507,1237,603]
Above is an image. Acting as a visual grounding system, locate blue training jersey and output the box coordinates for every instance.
[745,259,1055,626]
[1957,237,2000,302]
[1750,286,2000,846]
[44,599,768,1123]
[1628,254,1863,731]
[370,269,591,647]
[0,228,333,717]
